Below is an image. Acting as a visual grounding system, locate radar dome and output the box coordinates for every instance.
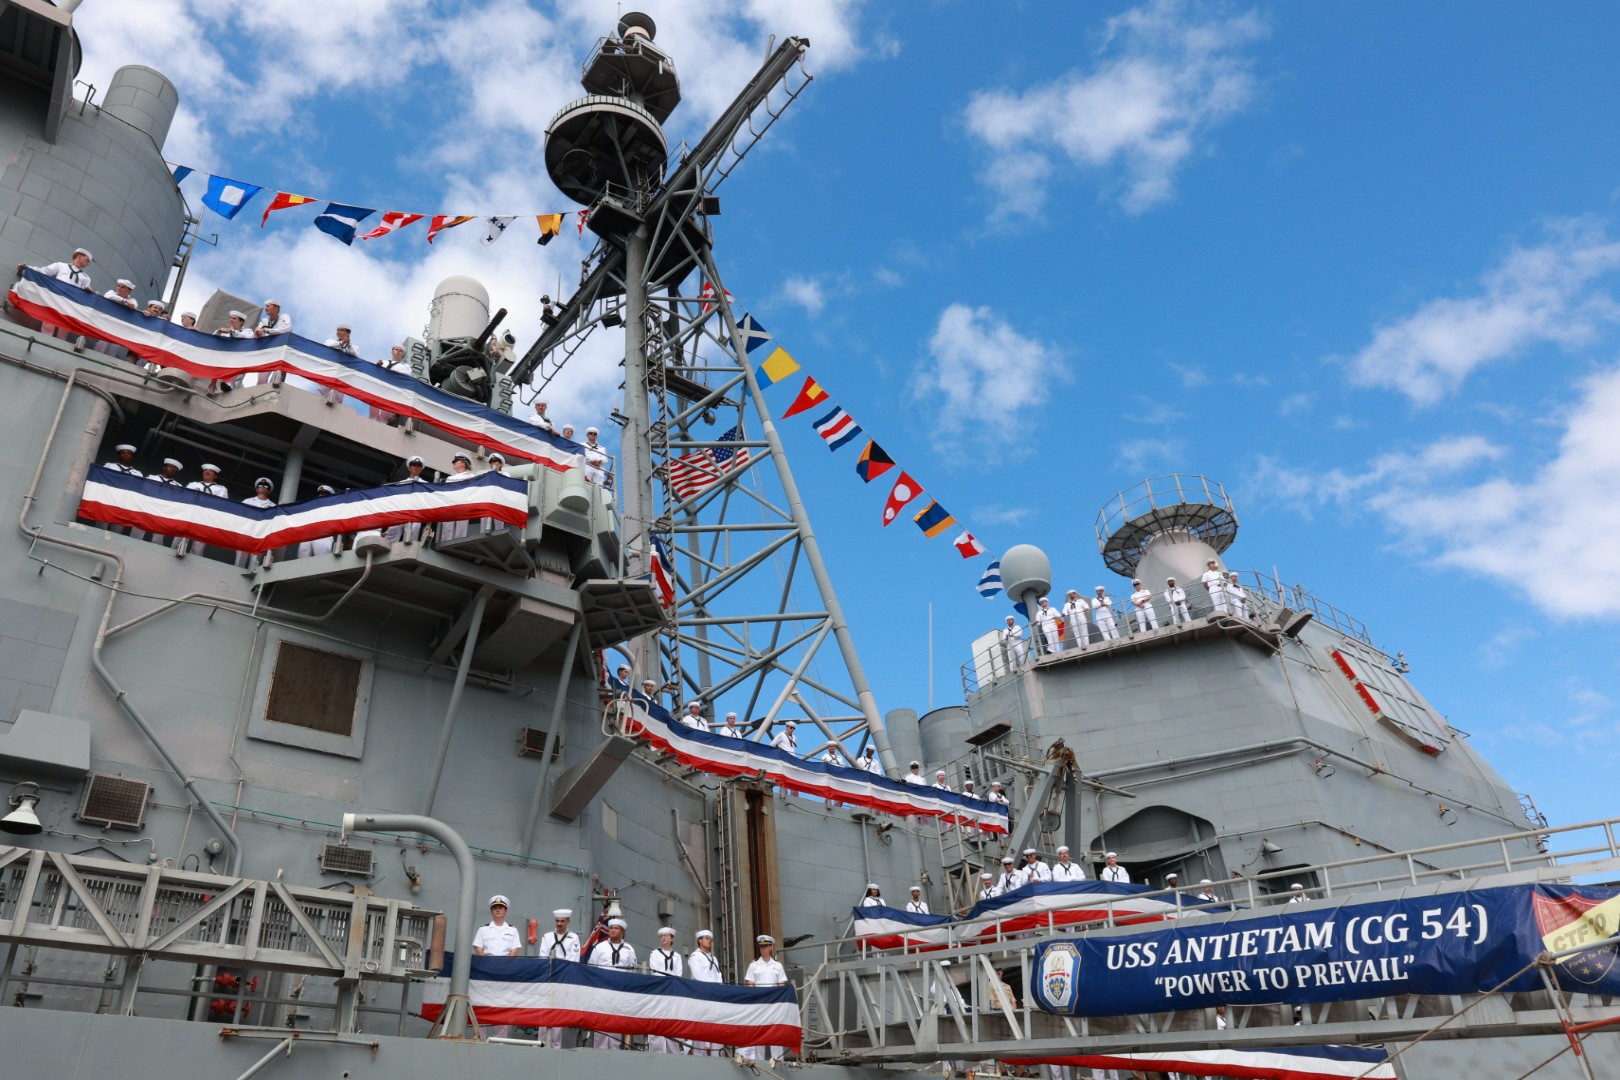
[1000,544,1052,605]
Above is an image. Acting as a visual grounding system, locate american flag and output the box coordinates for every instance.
[667,426,750,501]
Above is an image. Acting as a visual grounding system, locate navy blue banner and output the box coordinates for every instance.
[1033,883,1620,1017]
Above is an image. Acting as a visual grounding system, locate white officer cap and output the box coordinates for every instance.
[1132,578,1142,585]
[909,760,920,768]
[163,457,182,469]
[696,929,713,939]
[264,298,280,307]
[336,323,351,332]
[489,894,510,907]
[406,454,425,466]
[73,247,93,259]
[1290,883,1303,890]
[254,477,272,488]
[1001,856,1014,864]
[200,462,221,473]
[1105,851,1118,859]
[1199,879,1213,887]
[657,926,675,937]
[1057,845,1070,853]
[910,885,921,892]
[114,443,136,453]
[316,484,336,495]
[116,278,133,289]
[487,452,505,463]
[866,882,879,890]
[228,310,245,320]
[1022,848,1038,856]
[608,917,628,929]
[553,909,572,919]
[756,934,775,945]
[451,451,471,464]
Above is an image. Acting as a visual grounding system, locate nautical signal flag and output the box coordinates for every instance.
[882,472,922,525]
[735,314,772,355]
[314,203,376,246]
[953,531,986,558]
[201,174,261,220]
[913,500,956,538]
[756,345,800,388]
[977,561,1003,598]
[481,216,517,245]
[812,406,863,451]
[855,441,895,483]
[427,215,475,244]
[360,211,424,240]
[536,213,564,245]
[260,191,316,227]
[781,377,828,418]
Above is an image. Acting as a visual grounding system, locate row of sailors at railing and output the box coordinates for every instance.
[1002,560,1250,661]
[472,896,788,1057]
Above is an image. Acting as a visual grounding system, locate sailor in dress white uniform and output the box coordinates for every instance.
[1226,571,1248,618]
[1201,559,1229,615]
[22,247,93,290]
[539,908,581,1048]
[1020,848,1052,883]
[769,720,798,753]
[686,930,725,1056]
[297,485,340,558]
[646,927,685,1053]
[905,886,930,914]
[742,935,789,1062]
[1050,845,1086,882]
[1062,589,1090,650]
[176,463,228,558]
[1164,577,1191,625]
[903,761,928,786]
[585,918,638,1048]
[1099,851,1130,883]
[234,477,276,569]
[473,894,523,1039]
[1128,578,1160,632]
[1091,586,1121,641]
[1033,596,1062,654]
[1000,615,1027,668]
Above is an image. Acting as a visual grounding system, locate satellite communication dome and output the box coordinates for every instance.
[1000,544,1052,606]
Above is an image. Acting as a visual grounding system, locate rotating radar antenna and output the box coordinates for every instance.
[517,17,895,769]
[1094,475,1240,580]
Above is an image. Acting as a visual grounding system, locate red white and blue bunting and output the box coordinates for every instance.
[1009,1044,1396,1080]
[617,696,1010,833]
[80,466,527,554]
[421,955,800,1050]
[10,270,582,470]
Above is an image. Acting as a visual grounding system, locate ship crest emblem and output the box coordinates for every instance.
[1533,890,1620,987]
[1039,942,1080,1011]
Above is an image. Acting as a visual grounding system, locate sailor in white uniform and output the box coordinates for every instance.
[986,781,1009,806]
[717,711,741,738]
[960,779,979,801]
[1128,578,1159,633]
[860,884,884,907]
[742,935,789,1062]
[142,457,184,545]
[681,701,710,730]
[254,299,292,337]
[532,400,557,434]
[297,485,340,558]
[1051,845,1086,882]
[1000,615,1026,668]
[1164,577,1191,625]
[1202,559,1229,616]
[687,930,724,1055]
[978,872,999,900]
[905,886,930,914]
[438,452,476,541]
[903,761,928,786]
[324,323,358,356]
[821,746,846,808]
[176,463,228,558]
[473,894,523,1039]
[383,455,431,543]
[859,745,883,775]
[1287,883,1308,904]
[1062,589,1090,650]
[217,310,254,340]
[21,247,93,290]
[234,478,276,569]
[102,278,138,309]
[646,927,685,1053]
[1021,848,1052,883]
[478,452,507,532]
[769,719,798,754]
[582,426,609,485]
[1091,586,1120,640]
[99,444,143,535]
[931,770,952,793]
[586,918,637,1048]
[539,908,581,1048]
[994,856,1021,894]
[1099,851,1130,884]
[1226,571,1248,619]
[1195,880,1219,903]
[1033,596,1062,654]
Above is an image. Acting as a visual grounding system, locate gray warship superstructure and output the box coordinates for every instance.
[0,5,1614,1078]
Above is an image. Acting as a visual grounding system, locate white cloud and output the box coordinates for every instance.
[1169,361,1208,388]
[1279,391,1312,416]
[1117,436,1186,474]
[912,305,1061,449]
[975,504,1033,527]
[780,276,827,315]
[1257,368,1620,617]
[963,0,1265,215]
[1346,219,1620,404]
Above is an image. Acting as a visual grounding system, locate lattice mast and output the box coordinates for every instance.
[518,14,894,767]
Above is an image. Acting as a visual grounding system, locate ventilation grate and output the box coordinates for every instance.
[518,727,563,759]
[318,844,375,877]
[76,774,151,830]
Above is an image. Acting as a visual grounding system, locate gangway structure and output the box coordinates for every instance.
[797,817,1620,1066]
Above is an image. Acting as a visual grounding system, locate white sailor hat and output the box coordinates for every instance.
[866,882,879,890]
[200,462,221,473]
[489,894,510,907]
[783,719,796,726]
[336,322,351,332]
[1105,851,1118,859]
[586,425,598,435]
[1290,882,1304,890]
[552,908,572,919]
[686,700,702,709]
[980,872,993,880]
[254,477,273,488]
[608,917,628,929]
[181,311,196,320]
[1208,558,1219,565]
[938,959,951,968]
[1057,845,1070,853]
[1165,872,1179,880]
[487,452,505,463]
[991,781,1003,787]
[1094,584,1106,591]
[756,934,775,945]
[1001,856,1014,864]
[316,484,336,495]
[963,778,975,786]
[1038,595,1049,603]
[228,310,245,320]
[115,278,133,289]
[114,443,136,453]
[1200,879,1213,887]
[909,884,921,892]
[935,769,947,777]
[696,929,713,939]
[451,451,471,464]
[73,247,93,259]
[657,926,675,937]
[1166,576,1177,583]
[406,454,425,466]
[163,457,182,469]
[1022,848,1038,856]
[147,300,167,311]
[264,298,280,307]
[642,678,657,687]
[725,710,737,718]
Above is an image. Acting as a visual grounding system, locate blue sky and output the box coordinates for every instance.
[78,2,1620,828]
